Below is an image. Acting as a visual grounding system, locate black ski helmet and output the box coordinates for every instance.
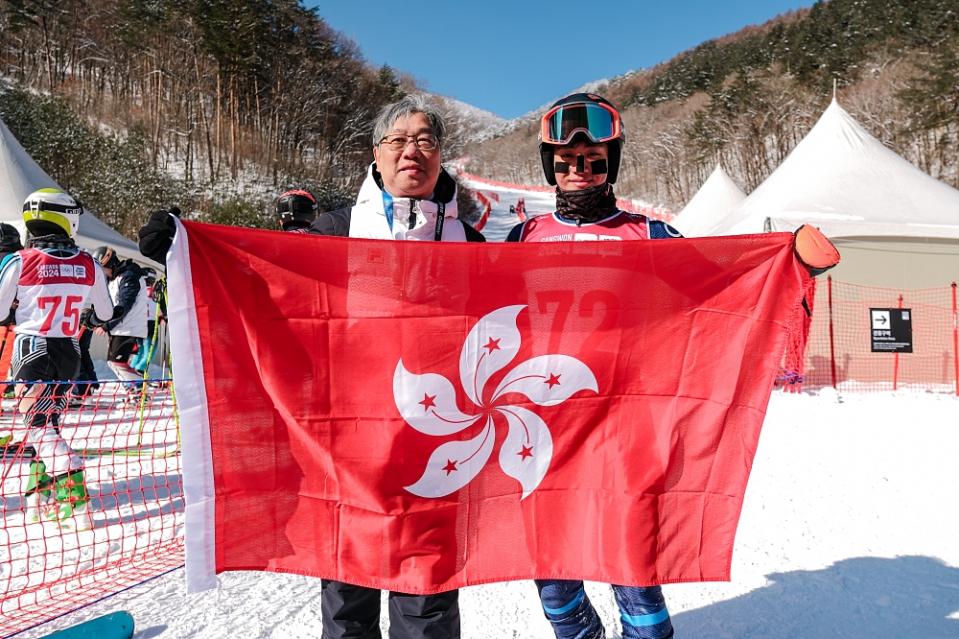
[539,92,625,186]
[92,245,120,272]
[275,189,318,229]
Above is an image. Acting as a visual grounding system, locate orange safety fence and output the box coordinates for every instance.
[0,380,182,637]
[789,278,958,394]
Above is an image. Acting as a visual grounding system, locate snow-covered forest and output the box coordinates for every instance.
[465,0,959,210]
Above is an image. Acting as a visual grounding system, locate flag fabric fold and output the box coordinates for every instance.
[168,219,808,594]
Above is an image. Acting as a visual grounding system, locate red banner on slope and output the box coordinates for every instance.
[169,221,808,593]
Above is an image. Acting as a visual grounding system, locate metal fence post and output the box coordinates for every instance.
[892,294,903,391]
[828,276,837,389]
[952,282,958,397]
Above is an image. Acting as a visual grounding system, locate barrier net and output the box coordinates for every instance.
[800,279,958,393]
[0,380,182,637]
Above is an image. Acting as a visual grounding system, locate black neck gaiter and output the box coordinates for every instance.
[28,234,76,250]
[554,183,618,224]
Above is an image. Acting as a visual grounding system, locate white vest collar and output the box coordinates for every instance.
[349,164,464,241]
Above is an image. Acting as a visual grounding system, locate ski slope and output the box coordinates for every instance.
[456,171,672,242]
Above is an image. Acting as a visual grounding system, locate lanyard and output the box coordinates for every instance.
[384,191,446,241]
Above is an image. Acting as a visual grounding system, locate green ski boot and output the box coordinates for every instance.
[49,470,92,528]
[25,460,52,498]
[24,460,54,523]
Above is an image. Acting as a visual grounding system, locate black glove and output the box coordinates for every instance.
[138,208,180,266]
[79,308,95,328]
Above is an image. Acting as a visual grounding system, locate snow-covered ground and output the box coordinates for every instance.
[17,390,959,639]
[457,175,557,242]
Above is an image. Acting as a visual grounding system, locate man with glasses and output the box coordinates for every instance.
[137,94,483,639]
[309,94,482,639]
[311,95,483,243]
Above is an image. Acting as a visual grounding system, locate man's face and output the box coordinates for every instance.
[553,141,609,191]
[373,112,441,199]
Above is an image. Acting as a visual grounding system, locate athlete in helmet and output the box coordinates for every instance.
[275,189,318,232]
[507,92,681,243]
[0,188,116,527]
[508,94,678,639]
[129,269,160,374]
[91,245,150,395]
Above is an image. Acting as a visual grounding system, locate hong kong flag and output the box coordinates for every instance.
[167,219,809,594]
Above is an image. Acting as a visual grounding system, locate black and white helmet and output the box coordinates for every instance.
[92,245,120,272]
[275,190,318,229]
[538,93,626,185]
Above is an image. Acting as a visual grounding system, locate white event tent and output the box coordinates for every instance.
[671,164,746,237]
[0,116,156,268]
[708,100,959,288]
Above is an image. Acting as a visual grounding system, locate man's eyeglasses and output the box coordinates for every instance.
[378,134,439,152]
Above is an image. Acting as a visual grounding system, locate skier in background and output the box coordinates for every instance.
[275,189,319,232]
[0,188,116,526]
[0,223,24,394]
[129,268,159,375]
[91,246,149,401]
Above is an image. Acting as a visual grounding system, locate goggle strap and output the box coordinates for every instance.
[22,201,82,216]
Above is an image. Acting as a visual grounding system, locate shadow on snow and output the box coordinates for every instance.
[672,556,959,639]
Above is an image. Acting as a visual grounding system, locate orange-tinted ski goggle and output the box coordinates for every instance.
[540,101,622,145]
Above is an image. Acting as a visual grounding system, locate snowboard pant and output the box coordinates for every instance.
[72,328,98,397]
[11,335,83,478]
[107,335,143,383]
[535,579,673,639]
[321,579,459,639]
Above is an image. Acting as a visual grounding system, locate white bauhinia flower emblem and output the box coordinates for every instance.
[393,305,598,500]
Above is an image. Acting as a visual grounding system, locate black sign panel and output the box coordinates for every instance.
[870,308,913,353]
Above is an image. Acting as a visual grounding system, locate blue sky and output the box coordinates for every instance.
[310,1,817,119]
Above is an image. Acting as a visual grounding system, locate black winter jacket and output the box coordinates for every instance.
[103,260,145,331]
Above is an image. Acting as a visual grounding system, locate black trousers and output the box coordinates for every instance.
[321,580,459,639]
[72,328,97,397]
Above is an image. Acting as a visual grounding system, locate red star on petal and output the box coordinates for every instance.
[484,337,501,353]
[419,394,437,411]
[545,373,561,388]
[518,445,534,460]
[443,459,458,475]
